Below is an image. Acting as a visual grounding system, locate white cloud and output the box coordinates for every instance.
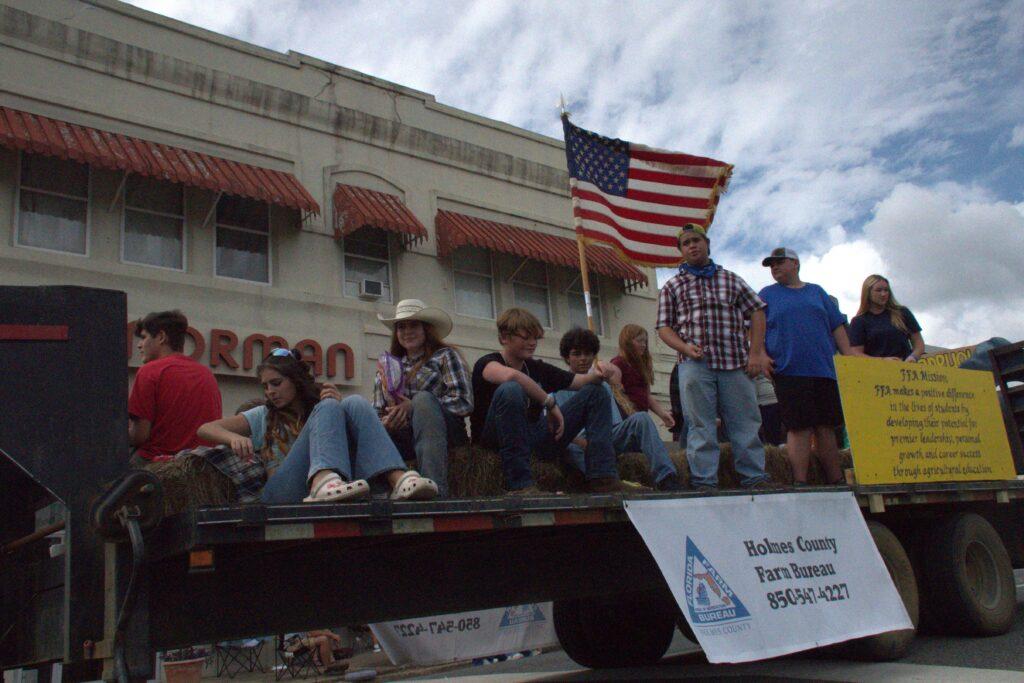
[714,237,883,321]
[120,0,1024,349]
[780,185,1024,349]
[1011,124,1024,147]
[712,182,1024,349]
[863,183,1023,307]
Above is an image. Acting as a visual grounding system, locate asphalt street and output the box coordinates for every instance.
[405,571,1024,682]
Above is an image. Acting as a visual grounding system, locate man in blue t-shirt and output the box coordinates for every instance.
[758,248,857,485]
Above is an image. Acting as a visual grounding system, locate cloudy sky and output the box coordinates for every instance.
[127,0,1023,348]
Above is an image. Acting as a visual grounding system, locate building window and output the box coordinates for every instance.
[512,260,551,328]
[343,227,391,300]
[216,196,270,283]
[452,247,495,319]
[568,274,603,335]
[16,154,89,255]
[123,175,185,270]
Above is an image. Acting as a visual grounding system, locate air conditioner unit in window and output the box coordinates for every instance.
[359,279,384,299]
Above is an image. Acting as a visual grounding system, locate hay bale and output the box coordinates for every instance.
[669,449,689,486]
[148,443,857,511]
[765,445,853,485]
[764,444,792,484]
[669,443,740,488]
[533,460,569,492]
[448,446,656,494]
[146,453,236,515]
[447,445,504,497]
[616,452,653,487]
[669,444,854,487]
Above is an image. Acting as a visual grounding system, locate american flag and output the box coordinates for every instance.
[562,117,733,268]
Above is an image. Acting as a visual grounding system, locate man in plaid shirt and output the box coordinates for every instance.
[656,224,773,490]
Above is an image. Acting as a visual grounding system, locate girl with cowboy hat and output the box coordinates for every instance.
[373,299,472,498]
[198,348,438,503]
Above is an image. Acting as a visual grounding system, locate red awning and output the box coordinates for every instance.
[436,210,648,288]
[333,184,428,244]
[0,106,319,214]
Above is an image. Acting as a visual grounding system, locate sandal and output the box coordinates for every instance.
[303,473,370,502]
[390,470,438,501]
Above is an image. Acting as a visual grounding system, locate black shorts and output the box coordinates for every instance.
[773,375,844,430]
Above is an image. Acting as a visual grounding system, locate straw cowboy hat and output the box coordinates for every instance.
[377,299,453,339]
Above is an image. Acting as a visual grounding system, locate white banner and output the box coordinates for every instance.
[370,604,556,666]
[625,492,912,663]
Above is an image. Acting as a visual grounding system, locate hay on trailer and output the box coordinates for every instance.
[617,452,654,487]
[448,443,858,495]
[147,442,857,512]
[446,446,654,495]
[446,445,504,497]
[146,453,236,515]
[669,443,853,487]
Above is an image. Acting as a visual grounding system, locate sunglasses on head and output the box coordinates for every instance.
[267,347,301,361]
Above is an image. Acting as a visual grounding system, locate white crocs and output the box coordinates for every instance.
[303,474,370,503]
[390,470,438,501]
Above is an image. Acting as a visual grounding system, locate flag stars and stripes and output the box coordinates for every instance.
[562,116,733,268]
[566,125,630,196]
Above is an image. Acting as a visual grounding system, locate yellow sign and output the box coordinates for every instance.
[835,356,1016,484]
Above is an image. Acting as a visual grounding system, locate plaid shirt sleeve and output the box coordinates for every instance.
[193,445,267,503]
[732,275,766,318]
[436,348,473,416]
[655,278,679,332]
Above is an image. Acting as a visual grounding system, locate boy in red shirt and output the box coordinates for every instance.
[129,310,222,464]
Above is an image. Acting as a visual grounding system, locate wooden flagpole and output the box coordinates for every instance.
[562,102,635,415]
[561,99,596,334]
[575,230,595,333]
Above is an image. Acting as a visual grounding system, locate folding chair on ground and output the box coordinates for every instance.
[275,635,320,680]
[214,638,265,678]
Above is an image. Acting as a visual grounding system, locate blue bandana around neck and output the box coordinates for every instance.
[679,259,720,278]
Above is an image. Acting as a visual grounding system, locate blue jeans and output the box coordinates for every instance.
[677,360,765,487]
[567,412,678,484]
[481,381,618,490]
[388,391,467,498]
[260,396,407,503]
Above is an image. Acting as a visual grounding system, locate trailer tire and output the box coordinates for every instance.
[553,591,675,668]
[839,521,919,661]
[676,615,697,643]
[922,512,1016,636]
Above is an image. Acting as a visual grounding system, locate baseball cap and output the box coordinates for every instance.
[761,247,799,266]
[678,223,709,243]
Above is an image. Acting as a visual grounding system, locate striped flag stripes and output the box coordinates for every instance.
[562,116,733,268]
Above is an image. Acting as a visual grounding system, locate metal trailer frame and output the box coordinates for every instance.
[1,287,128,679]
[93,479,1022,680]
[3,286,1023,680]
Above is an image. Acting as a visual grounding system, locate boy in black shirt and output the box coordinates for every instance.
[470,308,633,494]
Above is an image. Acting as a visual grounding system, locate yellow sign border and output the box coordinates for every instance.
[835,356,1015,485]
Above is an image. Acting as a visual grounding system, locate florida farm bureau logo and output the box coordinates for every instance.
[685,537,751,627]
[499,604,546,628]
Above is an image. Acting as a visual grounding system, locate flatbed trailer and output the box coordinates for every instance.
[3,286,1023,680]
[143,479,1024,637]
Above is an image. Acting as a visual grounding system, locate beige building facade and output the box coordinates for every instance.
[0,0,677,428]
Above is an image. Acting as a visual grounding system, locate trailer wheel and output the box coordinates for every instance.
[676,615,697,643]
[922,512,1016,636]
[553,591,676,668]
[840,521,919,660]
